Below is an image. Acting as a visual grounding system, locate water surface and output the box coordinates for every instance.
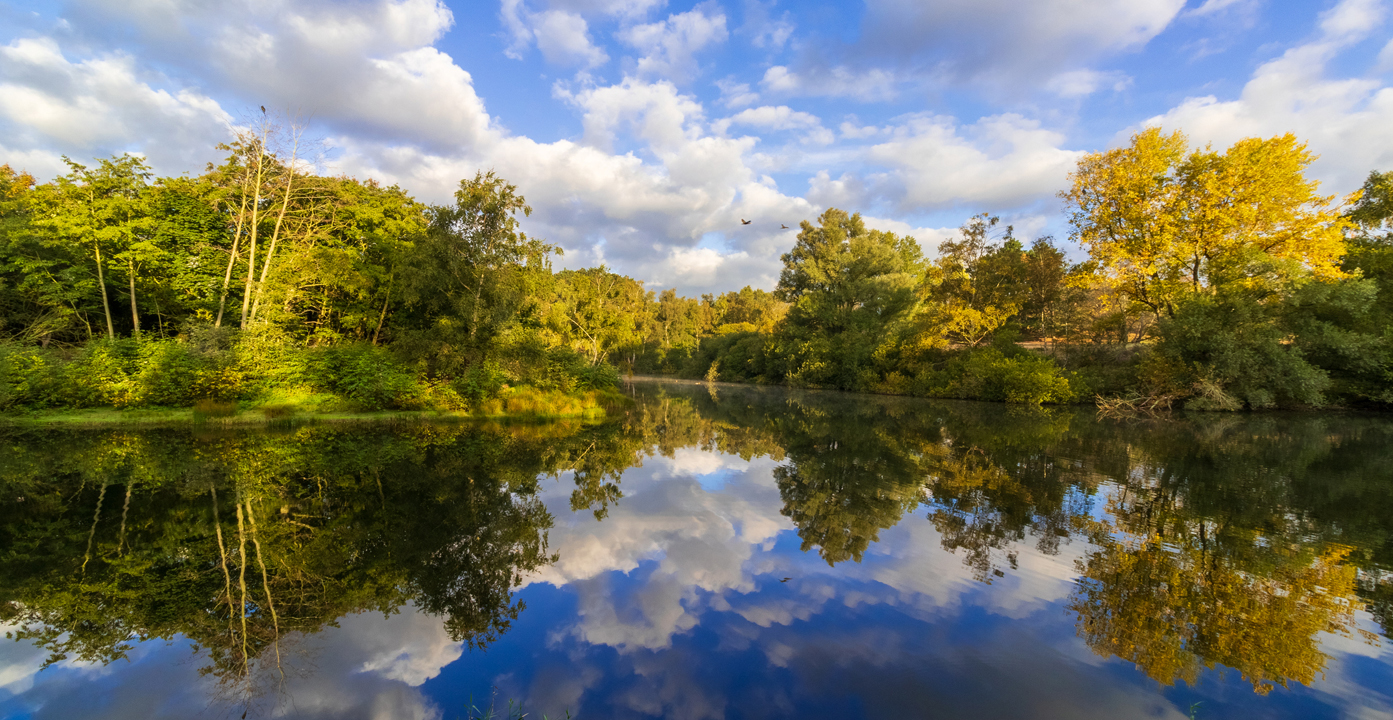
[2,379,1391,719]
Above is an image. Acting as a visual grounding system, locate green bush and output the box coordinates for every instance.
[1154,292,1330,410]
[922,347,1076,405]
[456,359,509,404]
[132,340,204,406]
[298,344,422,411]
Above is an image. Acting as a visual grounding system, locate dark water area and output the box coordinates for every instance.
[1,378,1391,719]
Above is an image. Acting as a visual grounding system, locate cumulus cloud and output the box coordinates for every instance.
[0,37,230,174]
[502,1,609,68]
[854,0,1185,87]
[814,113,1082,214]
[618,4,729,84]
[715,105,823,134]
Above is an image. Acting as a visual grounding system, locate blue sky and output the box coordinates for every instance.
[2,0,1392,294]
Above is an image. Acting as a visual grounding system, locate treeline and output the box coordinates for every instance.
[0,119,644,413]
[642,129,1393,410]
[2,123,1391,411]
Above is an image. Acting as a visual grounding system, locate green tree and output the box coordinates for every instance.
[397,171,555,374]
[545,266,651,365]
[44,155,157,338]
[774,208,924,389]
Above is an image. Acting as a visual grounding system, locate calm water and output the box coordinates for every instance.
[2,378,1391,720]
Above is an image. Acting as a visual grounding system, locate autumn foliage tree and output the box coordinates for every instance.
[1063,128,1351,317]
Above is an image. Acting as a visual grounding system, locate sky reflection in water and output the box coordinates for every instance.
[1,379,1392,719]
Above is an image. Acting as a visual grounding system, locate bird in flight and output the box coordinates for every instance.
[779,577,791,582]
[260,105,266,113]
[740,219,752,225]
[780,224,789,229]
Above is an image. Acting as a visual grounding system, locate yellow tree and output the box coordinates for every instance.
[1062,127,1351,318]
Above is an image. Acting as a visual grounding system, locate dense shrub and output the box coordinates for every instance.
[916,346,1076,405]
[1154,293,1330,410]
[296,344,423,411]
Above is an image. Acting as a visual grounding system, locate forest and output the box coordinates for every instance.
[1,122,1391,413]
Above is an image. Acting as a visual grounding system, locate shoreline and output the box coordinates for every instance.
[0,405,613,428]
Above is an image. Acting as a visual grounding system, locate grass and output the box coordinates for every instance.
[0,386,631,428]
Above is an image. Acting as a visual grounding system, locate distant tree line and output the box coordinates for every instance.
[635,128,1393,410]
[1,123,1390,410]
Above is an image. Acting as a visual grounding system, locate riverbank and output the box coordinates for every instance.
[0,387,630,428]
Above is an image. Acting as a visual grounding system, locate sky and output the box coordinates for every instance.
[2,0,1393,295]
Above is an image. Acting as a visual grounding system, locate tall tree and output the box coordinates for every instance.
[1062,128,1352,318]
[47,155,155,339]
[398,171,554,373]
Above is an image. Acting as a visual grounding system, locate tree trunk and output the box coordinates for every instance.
[240,128,269,329]
[249,130,299,325]
[215,184,250,328]
[128,257,140,335]
[94,242,115,339]
[372,274,393,346]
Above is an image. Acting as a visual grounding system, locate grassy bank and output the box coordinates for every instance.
[0,386,629,427]
[0,332,631,427]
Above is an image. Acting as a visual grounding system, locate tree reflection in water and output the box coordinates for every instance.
[2,385,1391,713]
[0,420,644,714]
[628,382,1392,694]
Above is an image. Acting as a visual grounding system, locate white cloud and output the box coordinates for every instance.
[1045,69,1132,98]
[856,0,1186,87]
[0,38,231,173]
[715,78,759,109]
[502,2,609,68]
[1139,0,1393,194]
[717,105,822,133]
[859,215,960,253]
[761,65,898,102]
[1317,0,1386,42]
[852,113,1082,212]
[713,105,834,146]
[839,121,884,139]
[619,4,729,84]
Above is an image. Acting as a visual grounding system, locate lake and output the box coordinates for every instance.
[1,378,1391,719]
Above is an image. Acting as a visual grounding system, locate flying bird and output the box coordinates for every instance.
[260,105,266,114]
[740,219,752,225]
[780,224,789,229]
[780,577,791,582]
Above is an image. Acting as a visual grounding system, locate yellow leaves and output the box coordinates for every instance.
[0,164,37,201]
[1063,127,1352,315]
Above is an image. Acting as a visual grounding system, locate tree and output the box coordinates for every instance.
[775,208,924,389]
[924,214,1024,347]
[545,266,650,365]
[1020,237,1069,339]
[1062,128,1351,319]
[45,155,156,338]
[397,171,555,373]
